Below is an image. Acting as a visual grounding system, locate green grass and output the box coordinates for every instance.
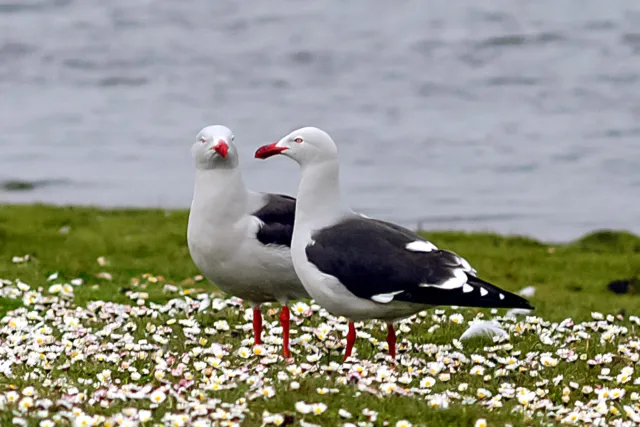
[0,204,639,426]
[2,204,639,319]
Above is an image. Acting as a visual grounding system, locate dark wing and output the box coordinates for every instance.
[306,216,533,309]
[251,193,296,247]
[366,217,478,275]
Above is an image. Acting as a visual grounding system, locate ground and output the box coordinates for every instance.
[0,204,639,427]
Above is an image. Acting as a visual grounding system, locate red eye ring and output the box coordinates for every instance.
[294,137,303,143]
[200,137,206,143]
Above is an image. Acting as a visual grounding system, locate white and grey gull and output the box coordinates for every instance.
[255,127,534,360]
[187,125,309,358]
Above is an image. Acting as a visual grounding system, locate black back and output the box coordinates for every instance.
[252,194,296,247]
[306,216,533,309]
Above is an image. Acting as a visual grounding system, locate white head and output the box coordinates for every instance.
[254,127,338,166]
[192,125,238,169]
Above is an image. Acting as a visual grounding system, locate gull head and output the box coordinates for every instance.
[192,125,238,169]
[254,126,338,166]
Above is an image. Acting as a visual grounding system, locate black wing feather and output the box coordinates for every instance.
[252,194,296,247]
[306,217,533,310]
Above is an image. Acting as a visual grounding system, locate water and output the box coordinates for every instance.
[1,0,639,242]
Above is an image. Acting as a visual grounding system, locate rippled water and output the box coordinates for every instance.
[1,0,640,241]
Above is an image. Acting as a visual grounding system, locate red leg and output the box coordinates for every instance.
[252,306,262,345]
[279,306,291,358]
[344,321,357,361]
[386,323,396,360]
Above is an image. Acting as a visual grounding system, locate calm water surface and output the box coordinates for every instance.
[1,0,640,241]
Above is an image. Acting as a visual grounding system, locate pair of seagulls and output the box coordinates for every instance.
[187,125,534,361]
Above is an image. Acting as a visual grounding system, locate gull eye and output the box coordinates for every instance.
[200,137,207,143]
[294,137,303,143]
[231,135,235,142]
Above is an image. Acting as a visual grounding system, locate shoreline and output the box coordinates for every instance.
[1,202,637,245]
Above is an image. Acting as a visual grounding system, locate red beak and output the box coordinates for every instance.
[254,143,288,159]
[213,140,229,158]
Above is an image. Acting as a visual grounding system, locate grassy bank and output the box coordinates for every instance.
[0,204,639,426]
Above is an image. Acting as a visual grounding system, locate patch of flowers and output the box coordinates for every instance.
[0,276,639,426]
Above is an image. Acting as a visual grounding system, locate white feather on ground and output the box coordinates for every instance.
[518,286,536,297]
[460,320,509,341]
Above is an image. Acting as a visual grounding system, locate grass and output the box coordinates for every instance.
[0,204,639,426]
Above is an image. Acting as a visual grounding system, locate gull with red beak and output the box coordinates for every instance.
[255,127,534,361]
[188,125,309,358]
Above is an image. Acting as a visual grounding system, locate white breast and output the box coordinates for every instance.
[189,215,306,305]
[188,169,307,305]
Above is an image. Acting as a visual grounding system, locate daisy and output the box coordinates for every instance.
[150,389,167,404]
[73,415,93,427]
[306,354,321,362]
[469,366,484,376]
[139,410,152,422]
[428,395,449,409]
[292,302,311,316]
[48,284,62,294]
[489,398,503,409]
[449,314,464,324]
[477,388,492,399]
[540,355,558,367]
[21,387,35,397]
[295,401,312,414]
[617,367,633,384]
[338,409,352,418]
[380,383,397,394]
[213,320,230,331]
[420,377,436,388]
[259,387,275,398]
[237,347,251,359]
[610,388,625,400]
[18,397,34,412]
[311,403,327,415]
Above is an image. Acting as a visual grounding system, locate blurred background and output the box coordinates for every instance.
[1,0,639,242]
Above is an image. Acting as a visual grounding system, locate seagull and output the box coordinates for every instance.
[255,127,534,360]
[187,125,309,358]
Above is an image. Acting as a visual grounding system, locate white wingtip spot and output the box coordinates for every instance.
[371,290,403,304]
[462,284,473,293]
[499,293,505,300]
[406,240,438,253]
[420,269,467,290]
[480,288,489,297]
